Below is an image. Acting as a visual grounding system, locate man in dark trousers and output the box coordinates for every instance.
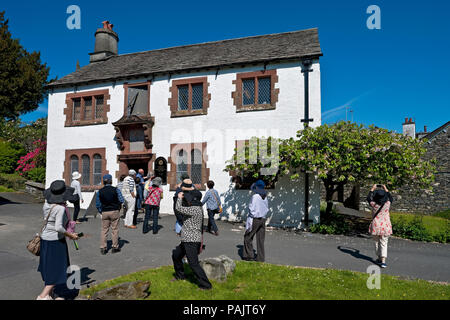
[96,174,125,255]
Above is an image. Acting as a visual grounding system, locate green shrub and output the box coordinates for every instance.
[24,167,46,183]
[0,140,25,174]
[0,173,26,190]
[433,209,450,220]
[391,215,449,243]
[310,209,351,235]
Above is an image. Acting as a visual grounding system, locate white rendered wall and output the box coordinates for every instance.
[46,60,321,227]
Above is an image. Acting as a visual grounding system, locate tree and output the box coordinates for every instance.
[281,121,436,216]
[0,117,47,152]
[224,121,437,219]
[0,11,51,119]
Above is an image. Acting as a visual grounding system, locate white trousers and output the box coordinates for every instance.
[124,195,136,226]
[373,235,389,258]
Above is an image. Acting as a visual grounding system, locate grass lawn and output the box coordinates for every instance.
[391,212,450,241]
[0,185,14,192]
[81,262,449,300]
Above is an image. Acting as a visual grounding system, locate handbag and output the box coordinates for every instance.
[26,205,56,256]
[65,206,76,234]
[211,190,223,214]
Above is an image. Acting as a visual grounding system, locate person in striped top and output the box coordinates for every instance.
[122,170,137,228]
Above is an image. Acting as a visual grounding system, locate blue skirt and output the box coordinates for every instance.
[38,238,70,286]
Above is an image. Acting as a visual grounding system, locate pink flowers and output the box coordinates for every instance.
[16,140,46,174]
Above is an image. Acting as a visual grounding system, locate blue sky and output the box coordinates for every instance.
[4,0,449,133]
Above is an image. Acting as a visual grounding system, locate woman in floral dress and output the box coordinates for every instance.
[367,184,393,268]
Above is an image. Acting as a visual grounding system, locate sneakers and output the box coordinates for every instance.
[112,248,121,254]
[100,248,107,255]
[380,263,387,268]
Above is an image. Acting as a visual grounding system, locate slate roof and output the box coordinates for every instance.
[422,121,450,142]
[47,28,322,89]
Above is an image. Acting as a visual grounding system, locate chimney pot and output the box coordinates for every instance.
[424,126,427,132]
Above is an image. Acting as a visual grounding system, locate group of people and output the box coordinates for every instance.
[35,170,394,299]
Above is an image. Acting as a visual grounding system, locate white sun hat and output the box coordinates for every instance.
[72,171,82,180]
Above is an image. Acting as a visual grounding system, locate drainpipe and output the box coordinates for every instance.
[301,60,314,227]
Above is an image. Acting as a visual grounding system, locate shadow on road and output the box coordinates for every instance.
[337,246,376,264]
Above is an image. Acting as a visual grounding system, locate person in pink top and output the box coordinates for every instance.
[367,184,393,268]
[143,177,163,234]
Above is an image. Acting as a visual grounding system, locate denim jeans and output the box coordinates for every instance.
[143,204,159,233]
[207,208,219,233]
[136,185,144,210]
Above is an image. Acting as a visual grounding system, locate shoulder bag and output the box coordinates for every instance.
[27,205,56,256]
[211,190,223,214]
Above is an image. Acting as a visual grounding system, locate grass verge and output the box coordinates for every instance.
[80,261,449,300]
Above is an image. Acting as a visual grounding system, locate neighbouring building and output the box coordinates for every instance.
[45,22,324,228]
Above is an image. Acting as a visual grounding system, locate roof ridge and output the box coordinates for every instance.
[113,28,319,58]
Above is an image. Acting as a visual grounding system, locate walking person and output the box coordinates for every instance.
[37,181,79,300]
[243,180,269,262]
[117,175,127,219]
[70,171,83,223]
[143,177,163,234]
[96,174,124,255]
[367,184,393,268]
[122,170,137,229]
[171,190,212,290]
[201,180,221,236]
[136,169,145,213]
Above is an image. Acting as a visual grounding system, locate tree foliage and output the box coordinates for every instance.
[0,117,47,152]
[0,11,51,119]
[224,121,437,216]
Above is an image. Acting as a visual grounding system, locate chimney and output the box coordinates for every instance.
[402,117,416,138]
[89,21,119,63]
[424,126,427,133]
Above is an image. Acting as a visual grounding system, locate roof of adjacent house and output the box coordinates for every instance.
[421,121,450,142]
[47,28,322,89]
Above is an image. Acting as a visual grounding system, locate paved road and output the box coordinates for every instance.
[0,192,449,300]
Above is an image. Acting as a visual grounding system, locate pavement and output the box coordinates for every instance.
[0,192,449,300]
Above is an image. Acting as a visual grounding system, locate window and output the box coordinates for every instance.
[168,143,209,190]
[232,69,279,112]
[169,77,210,117]
[81,155,90,186]
[123,82,151,116]
[176,149,188,183]
[65,89,110,126]
[70,155,79,181]
[93,154,102,185]
[64,148,108,191]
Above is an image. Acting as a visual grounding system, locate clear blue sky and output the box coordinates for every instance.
[4,0,449,133]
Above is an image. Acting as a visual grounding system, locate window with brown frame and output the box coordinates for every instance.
[64,148,108,191]
[64,89,110,126]
[232,69,279,112]
[168,77,211,117]
[123,81,151,116]
[167,142,210,190]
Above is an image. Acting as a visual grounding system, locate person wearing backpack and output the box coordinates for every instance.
[143,177,163,234]
[96,174,125,255]
[367,184,393,268]
[201,180,221,236]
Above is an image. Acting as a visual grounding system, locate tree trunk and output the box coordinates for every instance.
[324,184,335,218]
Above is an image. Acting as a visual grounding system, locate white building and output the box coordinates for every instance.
[45,22,323,228]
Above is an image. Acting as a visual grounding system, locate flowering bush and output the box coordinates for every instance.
[16,139,46,177]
